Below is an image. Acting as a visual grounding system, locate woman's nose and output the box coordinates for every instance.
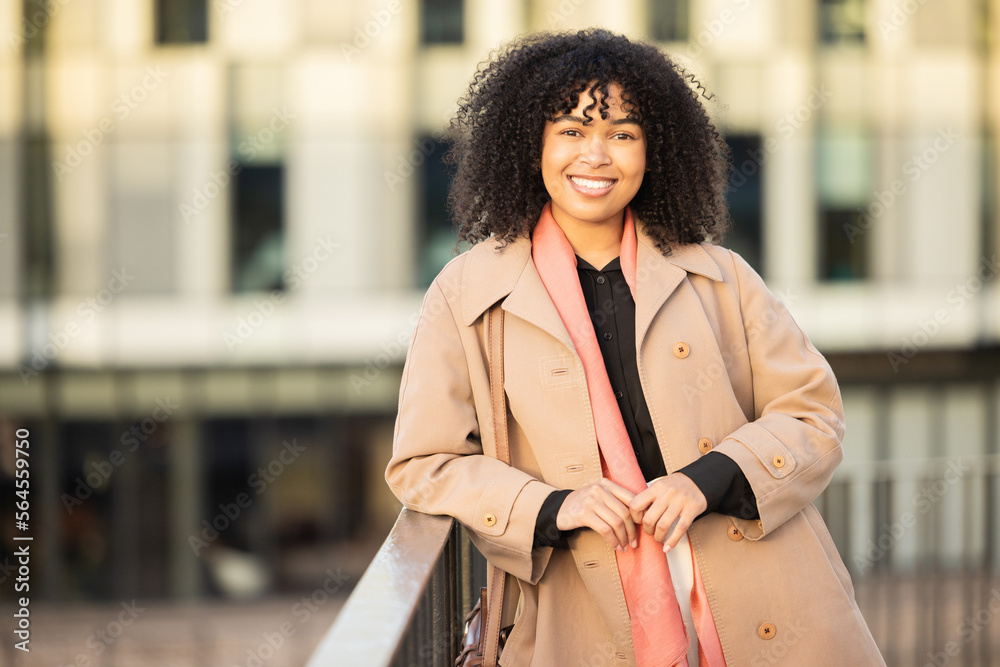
[580,135,611,166]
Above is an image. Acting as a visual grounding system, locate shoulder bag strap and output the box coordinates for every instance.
[482,302,508,667]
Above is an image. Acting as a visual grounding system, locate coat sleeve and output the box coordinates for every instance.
[385,277,560,583]
[712,250,846,541]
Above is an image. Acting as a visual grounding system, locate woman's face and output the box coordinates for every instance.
[540,82,647,232]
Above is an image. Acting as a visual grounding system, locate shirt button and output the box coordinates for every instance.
[698,437,713,454]
[727,524,743,541]
[596,275,607,284]
[673,342,690,358]
[758,622,776,640]
[483,513,497,527]
[603,332,613,340]
[615,390,624,399]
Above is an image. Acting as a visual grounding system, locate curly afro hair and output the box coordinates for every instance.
[444,28,732,254]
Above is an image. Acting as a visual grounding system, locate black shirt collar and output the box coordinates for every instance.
[575,256,622,273]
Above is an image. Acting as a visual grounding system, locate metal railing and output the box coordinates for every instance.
[306,509,485,667]
[819,455,1000,667]
[312,457,1000,667]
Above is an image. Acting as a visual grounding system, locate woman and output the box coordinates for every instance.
[386,28,884,666]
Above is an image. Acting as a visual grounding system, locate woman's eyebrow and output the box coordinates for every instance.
[550,114,641,126]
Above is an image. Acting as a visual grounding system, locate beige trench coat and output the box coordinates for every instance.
[386,228,885,666]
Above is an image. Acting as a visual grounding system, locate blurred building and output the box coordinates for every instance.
[0,0,998,608]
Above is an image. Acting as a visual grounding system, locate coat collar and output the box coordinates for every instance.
[459,225,724,346]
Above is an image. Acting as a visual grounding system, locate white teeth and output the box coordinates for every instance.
[570,176,615,189]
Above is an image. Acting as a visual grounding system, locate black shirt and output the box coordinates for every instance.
[533,256,759,549]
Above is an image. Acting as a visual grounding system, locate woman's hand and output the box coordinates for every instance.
[629,473,707,552]
[556,479,639,551]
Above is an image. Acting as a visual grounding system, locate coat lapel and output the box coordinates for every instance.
[502,259,577,354]
[634,229,724,347]
[459,235,577,354]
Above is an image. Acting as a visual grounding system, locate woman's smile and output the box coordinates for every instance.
[567,175,618,196]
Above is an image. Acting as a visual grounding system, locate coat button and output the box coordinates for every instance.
[698,437,713,454]
[673,342,690,359]
[727,525,743,541]
[758,622,776,640]
[483,513,497,527]
[772,455,785,468]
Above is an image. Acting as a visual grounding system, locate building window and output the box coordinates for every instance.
[648,0,690,42]
[819,0,866,45]
[417,134,463,286]
[204,420,258,560]
[820,208,867,280]
[57,420,171,600]
[725,134,764,274]
[232,165,285,293]
[155,0,208,45]
[817,128,872,280]
[421,0,463,45]
[227,65,286,293]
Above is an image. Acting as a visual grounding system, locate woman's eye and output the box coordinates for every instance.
[560,129,583,137]
[613,132,636,140]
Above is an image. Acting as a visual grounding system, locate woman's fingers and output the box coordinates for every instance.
[556,481,638,550]
[629,473,708,549]
[600,481,640,548]
[662,504,700,552]
[653,504,681,543]
[628,487,653,525]
[603,479,638,507]
[593,503,632,550]
[587,480,638,548]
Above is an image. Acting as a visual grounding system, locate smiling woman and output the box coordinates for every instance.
[386,28,885,667]
[540,82,647,269]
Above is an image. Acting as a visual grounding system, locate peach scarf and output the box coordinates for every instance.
[531,202,726,667]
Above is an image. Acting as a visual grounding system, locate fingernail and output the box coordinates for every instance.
[631,539,638,549]
[616,545,623,552]
[663,543,671,553]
